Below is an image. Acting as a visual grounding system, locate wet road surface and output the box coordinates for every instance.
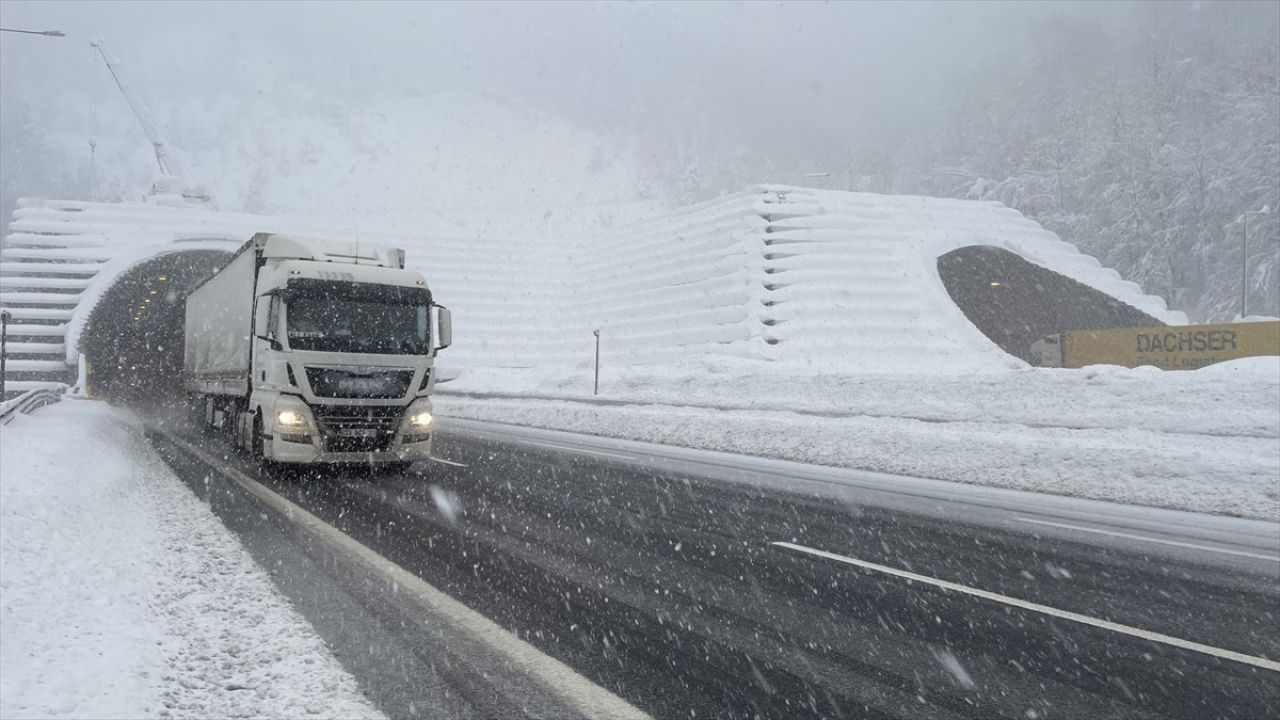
[147,417,1280,719]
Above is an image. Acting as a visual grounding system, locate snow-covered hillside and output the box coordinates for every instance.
[35,91,659,242]
[0,400,384,719]
[198,94,649,229]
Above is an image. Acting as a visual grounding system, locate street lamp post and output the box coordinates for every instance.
[89,140,97,201]
[0,28,66,36]
[1241,205,1271,319]
[1,310,10,399]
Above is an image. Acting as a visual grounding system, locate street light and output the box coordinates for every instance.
[1241,205,1271,319]
[0,28,66,37]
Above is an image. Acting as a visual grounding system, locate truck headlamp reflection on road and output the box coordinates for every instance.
[277,409,306,427]
[410,411,433,427]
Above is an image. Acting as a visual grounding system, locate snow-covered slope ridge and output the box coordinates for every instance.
[0,185,1184,389]
[538,185,1185,374]
[743,186,1186,372]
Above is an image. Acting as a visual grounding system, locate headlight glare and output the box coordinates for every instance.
[277,409,305,427]
[411,411,433,427]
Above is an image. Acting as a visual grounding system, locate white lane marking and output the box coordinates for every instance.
[1015,517,1280,563]
[771,540,1280,673]
[520,440,635,461]
[164,432,649,719]
[429,456,468,467]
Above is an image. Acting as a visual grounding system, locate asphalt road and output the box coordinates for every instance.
[146,416,1280,720]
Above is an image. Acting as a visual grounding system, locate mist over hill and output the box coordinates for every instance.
[1,0,1276,319]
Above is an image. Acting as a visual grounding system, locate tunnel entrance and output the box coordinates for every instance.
[79,250,231,408]
[937,245,1164,364]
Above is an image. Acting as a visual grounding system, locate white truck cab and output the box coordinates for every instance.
[184,233,451,467]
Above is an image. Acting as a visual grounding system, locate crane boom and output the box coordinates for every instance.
[90,38,187,180]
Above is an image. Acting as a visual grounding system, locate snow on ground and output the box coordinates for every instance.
[435,357,1280,522]
[0,399,383,720]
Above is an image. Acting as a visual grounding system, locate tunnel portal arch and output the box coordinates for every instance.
[78,249,233,405]
[937,245,1165,364]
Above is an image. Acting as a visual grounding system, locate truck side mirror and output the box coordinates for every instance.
[435,305,452,352]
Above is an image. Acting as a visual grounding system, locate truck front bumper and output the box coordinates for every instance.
[267,433,433,464]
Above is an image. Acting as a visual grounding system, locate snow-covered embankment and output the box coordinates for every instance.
[0,400,383,719]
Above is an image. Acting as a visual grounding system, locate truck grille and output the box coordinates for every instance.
[312,405,404,453]
[305,366,414,399]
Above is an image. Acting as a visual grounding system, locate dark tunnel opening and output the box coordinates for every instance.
[79,250,231,411]
[937,245,1165,364]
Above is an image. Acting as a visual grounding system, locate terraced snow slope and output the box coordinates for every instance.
[0,185,1182,393]
[534,185,1184,375]
[749,187,1186,372]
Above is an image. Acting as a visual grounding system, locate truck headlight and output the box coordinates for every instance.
[402,400,434,443]
[277,409,305,426]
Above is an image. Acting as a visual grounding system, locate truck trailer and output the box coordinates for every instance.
[183,232,451,467]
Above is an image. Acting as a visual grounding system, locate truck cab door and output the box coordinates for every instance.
[253,295,289,388]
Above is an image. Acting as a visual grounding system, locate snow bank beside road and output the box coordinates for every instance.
[436,359,1280,521]
[0,400,383,720]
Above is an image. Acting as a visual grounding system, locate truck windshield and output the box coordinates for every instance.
[286,297,430,355]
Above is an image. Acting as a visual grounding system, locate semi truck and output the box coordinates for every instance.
[183,232,451,467]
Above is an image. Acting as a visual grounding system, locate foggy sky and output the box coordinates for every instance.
[2,1,1106,159]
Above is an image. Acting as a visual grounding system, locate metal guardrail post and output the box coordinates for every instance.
[593,329,600,396]
[0,385,67,424]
